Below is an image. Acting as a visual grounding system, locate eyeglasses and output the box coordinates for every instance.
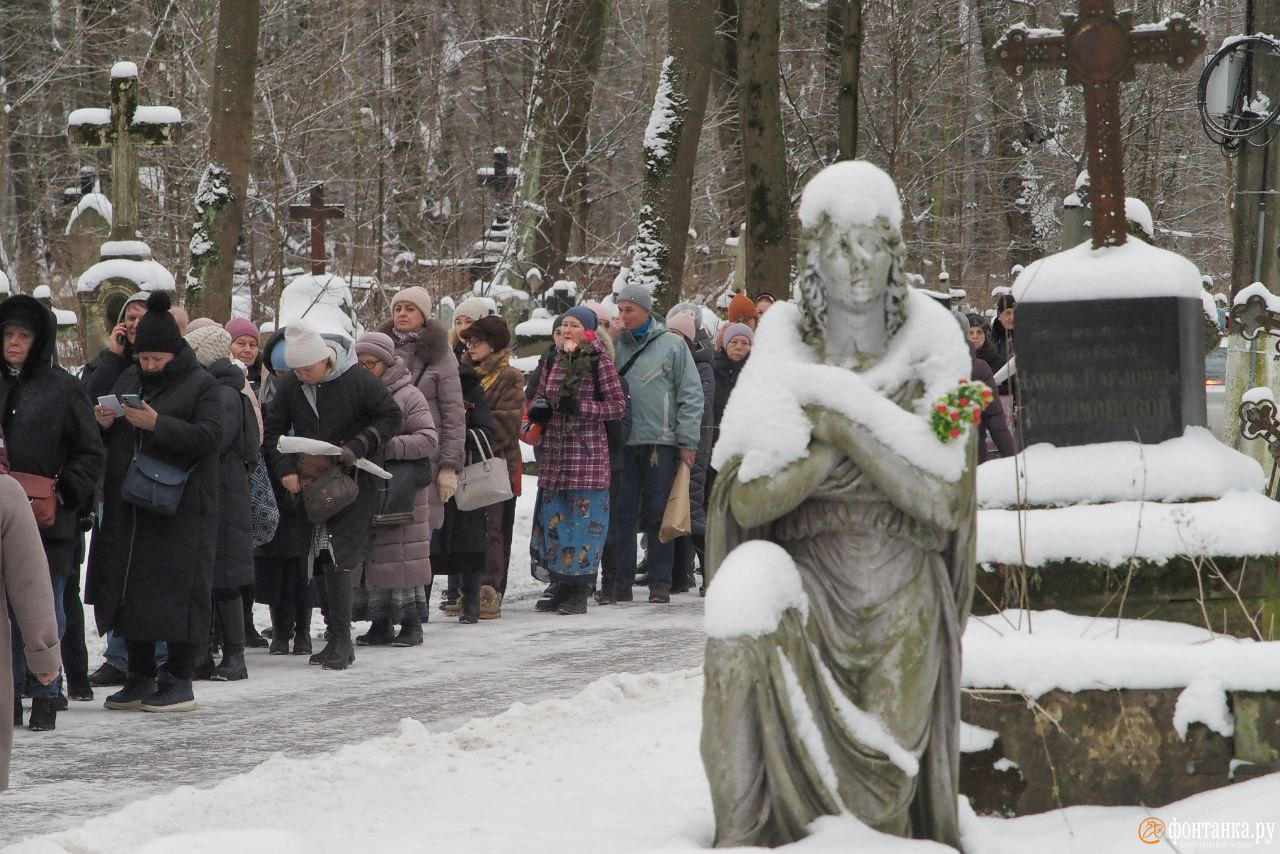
[464,339,487,348]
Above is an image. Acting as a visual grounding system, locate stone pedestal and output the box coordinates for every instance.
[1017,297,1207,447]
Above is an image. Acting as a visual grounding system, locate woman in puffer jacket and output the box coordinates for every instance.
[351,333,438,647]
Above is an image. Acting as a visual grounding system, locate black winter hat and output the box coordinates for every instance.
[133,291,184,354]
[1,295,49,335]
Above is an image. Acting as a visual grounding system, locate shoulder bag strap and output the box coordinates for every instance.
[618,332,663,377]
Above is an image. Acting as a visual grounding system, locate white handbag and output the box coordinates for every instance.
[454,429,514,512]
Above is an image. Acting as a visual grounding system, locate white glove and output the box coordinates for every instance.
[437,467,459,504]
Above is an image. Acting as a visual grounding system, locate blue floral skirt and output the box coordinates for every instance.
[538,488,610,586]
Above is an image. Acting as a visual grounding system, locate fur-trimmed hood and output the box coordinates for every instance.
[376,318,453,370]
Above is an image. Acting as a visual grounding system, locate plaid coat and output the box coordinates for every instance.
[536,340,626,490]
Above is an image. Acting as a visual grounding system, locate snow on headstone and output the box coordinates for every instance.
[31,284,51,300]
[1125,197,1154,238]
[1012,237,1201,303]
[110,60,139,79]
[278,272,359,341]
[65,191,113,235]
[77,257,175,293]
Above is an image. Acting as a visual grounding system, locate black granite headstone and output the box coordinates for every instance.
[1015,297,1207,447]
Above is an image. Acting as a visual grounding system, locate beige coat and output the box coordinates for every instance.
[0,475,60,790]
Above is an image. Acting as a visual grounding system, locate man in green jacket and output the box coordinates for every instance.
[608,282,704,603]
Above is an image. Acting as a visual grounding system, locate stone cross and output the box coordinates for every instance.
[993,2,1204,249]
[288,184,345,276]
[67,62,181,244]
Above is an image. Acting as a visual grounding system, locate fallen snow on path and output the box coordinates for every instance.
[12,665,1280,854]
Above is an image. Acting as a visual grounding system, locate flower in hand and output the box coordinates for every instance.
[930,380,992,443]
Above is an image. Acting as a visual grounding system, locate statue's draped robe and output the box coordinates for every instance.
[702,386,975,850]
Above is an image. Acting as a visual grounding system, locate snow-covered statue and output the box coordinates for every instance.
[701,161,976,850]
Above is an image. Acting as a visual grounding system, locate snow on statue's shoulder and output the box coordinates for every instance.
[1013,236,1201,303]
[705,541,808,639]
[797,160,902,231]
[712,293,970,483]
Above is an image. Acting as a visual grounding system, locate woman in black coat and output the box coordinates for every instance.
[0,296,104,730]
[85,292,224,714]
[261,321,402,671]
[184,326,261,682]
[254,328,314,656]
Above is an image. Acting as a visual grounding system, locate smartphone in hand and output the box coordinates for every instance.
[119,393,143,408]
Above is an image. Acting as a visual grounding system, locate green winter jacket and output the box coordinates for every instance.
[614,313,704,450]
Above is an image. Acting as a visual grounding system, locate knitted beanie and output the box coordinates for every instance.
[266,335,289,372]
[355,331,398,366]
[453,297,495,322]
[564,305,599,332]
[225,317,260,343]
[728,293,759,323]
[392,286,434,321]
[615,282,653,312]
[185,325,232,368]
[459,314,512,351]
[133,291,185,355]
[722,322,755,346]
[667,311,697,342]
[283,319,331,368]
[186,317,217,332]
[584,300,615,326]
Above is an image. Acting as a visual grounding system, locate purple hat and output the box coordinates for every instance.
[355,331,397,366]
[225,317,260,343]
[722,322,754,346]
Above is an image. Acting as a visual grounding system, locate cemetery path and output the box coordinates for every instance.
[1,591,706,846]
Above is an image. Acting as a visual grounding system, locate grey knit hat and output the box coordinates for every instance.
[615,281,653,312]
[185,325,232,367]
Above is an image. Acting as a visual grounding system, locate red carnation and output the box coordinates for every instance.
[949,428,961,438]
[950,411,960,421]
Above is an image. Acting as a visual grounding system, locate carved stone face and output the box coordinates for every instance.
[818,226,893,316]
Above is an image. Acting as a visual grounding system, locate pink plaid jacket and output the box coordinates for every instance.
[536,341,626,490]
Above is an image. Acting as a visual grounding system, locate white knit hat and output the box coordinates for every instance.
[283,319,331,368]
[184,325,232,368]
[453,296,496,321]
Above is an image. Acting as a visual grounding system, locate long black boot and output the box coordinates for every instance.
[293,605,313,656]
[243,585,269,648]
[321,564,355,671]
[309,565,334,665]
[459,571,482,624]
[211,595,249,681]
[269,606,293,655]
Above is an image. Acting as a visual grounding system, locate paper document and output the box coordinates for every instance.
[97,395,125,416]
[276,436,392,480]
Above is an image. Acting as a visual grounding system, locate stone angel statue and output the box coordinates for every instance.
[701,161,977,850]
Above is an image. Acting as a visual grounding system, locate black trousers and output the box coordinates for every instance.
[126,640,195,680]
[62,565,89,680]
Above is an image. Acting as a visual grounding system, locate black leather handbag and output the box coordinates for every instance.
[372,459,432,527]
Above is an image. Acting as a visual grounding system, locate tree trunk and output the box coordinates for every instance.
[825,0,862,160]
[504,0,611,293]
[189,0,261,322]
[627,0,716,312]
[737,0,790,299]
[712,0,743,237]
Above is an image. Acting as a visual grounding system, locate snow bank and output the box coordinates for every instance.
[1013,237,1202,303]
[77,258,175,293]
[976,428,1265,509]
[704,541,808,639]
[976,490,1280,567]
[964,609,1280,696]
[713,294,971,483]
[797,160,903,231]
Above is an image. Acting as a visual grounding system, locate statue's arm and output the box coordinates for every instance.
[809,407,966,529]
[726,440,841,530]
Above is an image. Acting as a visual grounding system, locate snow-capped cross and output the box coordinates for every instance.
[288,184,345,276]
[67,61,182,244]
[992,2,1205,249]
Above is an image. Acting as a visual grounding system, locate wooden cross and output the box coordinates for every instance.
[67,62,181,244]
[288,184,345,276]
[476,146,517,197]
[993,3,1204,249]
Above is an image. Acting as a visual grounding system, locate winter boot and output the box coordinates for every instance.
[321,564,355,671]
[309,572,334,665]
[537,583,569,612]
[104,674,157,711]
[269,606,293,655]
[243,588,269,648]
[356,619,396,647]
[140,678,197,713]
[27,697,58,731]
[12,697,21,726]
[391,615,423,646]
[192,646,215,681]
[89,661,127,686]
[648,585,671,604]
[67,672,94,701]
[292,606,313,656]
[210,596,249,681]
[457,571,481,624]
[556,586,589,615]
[478,585,502,620]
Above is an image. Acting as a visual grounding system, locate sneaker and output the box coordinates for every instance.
[140,678,197,713]
[648,586,671,604]
[479,586,502,620]
[67,673,95,701]
[104,675,157,711]
[89,662,127,687]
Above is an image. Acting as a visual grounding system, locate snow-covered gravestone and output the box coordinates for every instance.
[702,162,976,850]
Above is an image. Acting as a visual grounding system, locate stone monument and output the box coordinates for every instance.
[702,161,976,849]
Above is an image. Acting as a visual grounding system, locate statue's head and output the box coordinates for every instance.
[794,161,908,356]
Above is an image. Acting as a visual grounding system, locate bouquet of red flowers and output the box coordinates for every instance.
[930,379,993,443]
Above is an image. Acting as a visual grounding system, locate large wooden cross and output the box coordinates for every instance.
[288,184,345,275]
[993,2,1204,249]
[67,62,181,244]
